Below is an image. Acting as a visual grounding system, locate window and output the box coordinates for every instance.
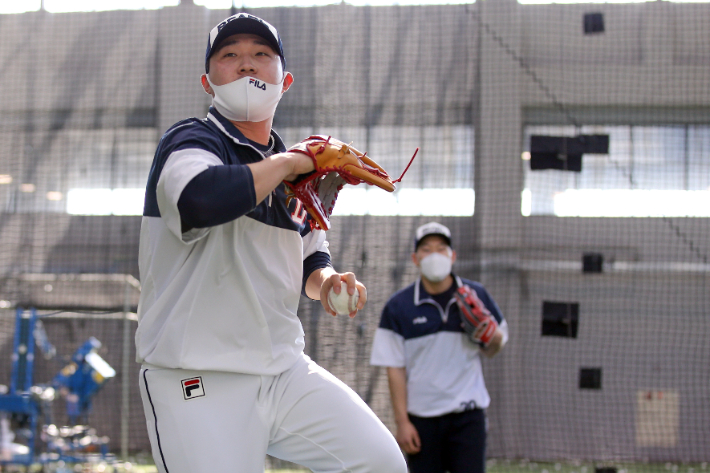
[522,125,710,217]
[0,128,155,215]
[0,125,475,217]
[279,125,475,217]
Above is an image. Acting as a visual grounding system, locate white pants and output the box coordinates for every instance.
[139,354,406,473]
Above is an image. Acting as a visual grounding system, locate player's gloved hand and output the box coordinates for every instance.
[283,135,417,231]
[454,285,498,347]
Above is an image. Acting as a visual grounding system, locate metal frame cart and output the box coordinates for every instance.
[0,308,117,472]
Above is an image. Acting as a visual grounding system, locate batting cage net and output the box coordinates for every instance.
[0,1,709,472]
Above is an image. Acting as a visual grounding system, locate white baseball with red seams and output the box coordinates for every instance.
[327,281,359,315]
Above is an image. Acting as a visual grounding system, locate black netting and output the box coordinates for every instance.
[0,2,708,471]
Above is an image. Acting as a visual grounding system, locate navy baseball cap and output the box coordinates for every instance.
[205,13,285,73]
[414,222,452,250]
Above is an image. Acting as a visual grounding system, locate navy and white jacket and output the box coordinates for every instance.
[135,107,331,376]
[370,275,509,417]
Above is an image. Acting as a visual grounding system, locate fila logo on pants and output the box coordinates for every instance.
[181,377,205,400]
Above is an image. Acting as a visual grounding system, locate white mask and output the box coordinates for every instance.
[419,252,452,283]
[207,75,285,122]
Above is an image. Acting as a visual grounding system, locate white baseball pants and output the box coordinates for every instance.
[139,354,406,473]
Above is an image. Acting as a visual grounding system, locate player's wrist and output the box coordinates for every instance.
[394,415,411,426]
[272,152,299,182]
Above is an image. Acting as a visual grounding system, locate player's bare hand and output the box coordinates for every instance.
[282,151,315,182]
[395,419,421,454]
[319,272,367,318]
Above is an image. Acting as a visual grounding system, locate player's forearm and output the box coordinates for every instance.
[304,266,338,300]
[247,152,302,204]
[480,329,504,358]
[178,165,255,229]
[386,367,410,425]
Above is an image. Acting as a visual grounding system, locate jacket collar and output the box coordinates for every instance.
[413,274,464,324]
[206,106,286,153]
[413,274,464,306]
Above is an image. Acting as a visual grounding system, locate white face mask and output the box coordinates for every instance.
[207,75,285,122]
[419,252,452,283]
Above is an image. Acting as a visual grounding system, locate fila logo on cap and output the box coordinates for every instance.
[181,377,205,400]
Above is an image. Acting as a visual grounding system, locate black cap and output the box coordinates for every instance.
[205,13,285,73]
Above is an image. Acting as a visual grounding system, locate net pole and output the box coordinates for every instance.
[121,276,132,461]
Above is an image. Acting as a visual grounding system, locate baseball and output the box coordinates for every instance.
[327,282,359,315]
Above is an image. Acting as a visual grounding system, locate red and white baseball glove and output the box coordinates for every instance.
[283,135,417,231]
[454,285,498,347]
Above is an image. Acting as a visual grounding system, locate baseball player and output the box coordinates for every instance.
[370,222,509,473]
[135,13,406,473]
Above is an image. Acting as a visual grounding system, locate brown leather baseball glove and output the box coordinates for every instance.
[283,135,417,231]
[454,285,499,347]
